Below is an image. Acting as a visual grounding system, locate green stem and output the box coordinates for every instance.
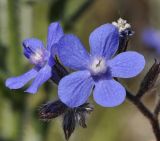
[7,0,22,74]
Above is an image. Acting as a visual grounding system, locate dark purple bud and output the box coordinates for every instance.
[39,100,68,121]
[112,18,134,54]
[137,59,160,98]
[119,28,134,38]
[117,29,134,54]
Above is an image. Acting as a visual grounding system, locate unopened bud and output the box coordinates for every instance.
[39,100,68,121]
[113,18,134,54]
[62,102,94,140]
[63,110,76,140]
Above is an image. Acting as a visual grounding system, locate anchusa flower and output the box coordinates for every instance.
[5,22,64,94]
[5,18,160,141]
[57,23,145,108]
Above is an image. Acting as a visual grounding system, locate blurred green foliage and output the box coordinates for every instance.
[0,0,157,141]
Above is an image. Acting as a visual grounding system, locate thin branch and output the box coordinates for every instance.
[126,90,160,141]
[126,90,153,119]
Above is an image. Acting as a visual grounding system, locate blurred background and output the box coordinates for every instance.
[0,0,160,141]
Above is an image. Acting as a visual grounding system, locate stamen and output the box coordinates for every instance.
[30,49,43,63]
[29,48,48,67]
[89,57,107,75]
[96,59,102,67]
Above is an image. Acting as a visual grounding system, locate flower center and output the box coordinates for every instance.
[89,57,107,75]
[30,49,48,67]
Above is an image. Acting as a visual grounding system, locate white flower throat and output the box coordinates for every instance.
[89,57,107,75]
[30,49,48,67]
[30,49,43,64]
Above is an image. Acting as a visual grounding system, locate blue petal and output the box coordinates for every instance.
[5,69,37,89]
[58,34,90,70]
[23,38,45,59]
[25,65,52,94]
[51,43,59,58]
[58,70,94,108]
[89,24,119,59]
[108,51,145,78]
[93,79,126,107]
[47,22,64,52]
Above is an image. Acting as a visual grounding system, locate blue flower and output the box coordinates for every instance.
[5,22,64,94]
[57,24,145,108]
[142,28,160,53]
